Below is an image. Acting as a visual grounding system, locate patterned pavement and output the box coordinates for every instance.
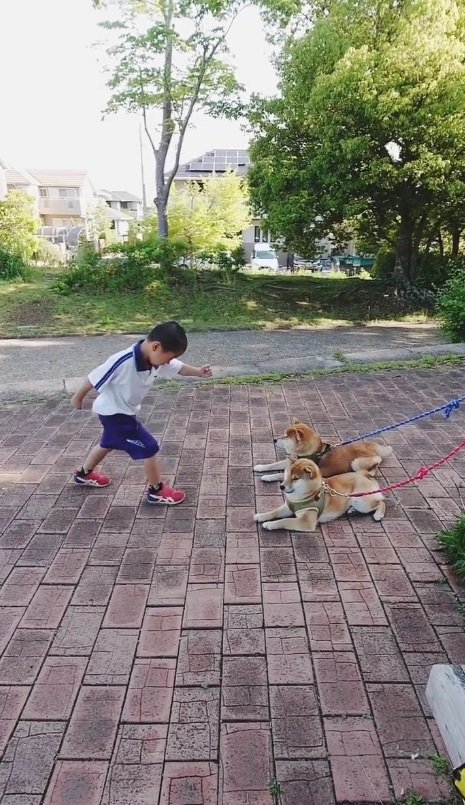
[0,367,464,804]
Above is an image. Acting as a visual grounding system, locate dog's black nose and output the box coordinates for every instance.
[279,483,285,491]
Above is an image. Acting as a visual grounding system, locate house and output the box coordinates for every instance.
[27,169,96,231]
[103,190,143,219]
[0,158,7,200]
[171,148,355,266]
[98,189,144,239]
[171,148,287,264]
[5,167,40,212]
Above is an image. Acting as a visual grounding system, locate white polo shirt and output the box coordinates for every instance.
[88,340,183,416]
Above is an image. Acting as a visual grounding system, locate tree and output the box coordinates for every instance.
[168,171,250,256]
[0,190,39,262]
[93,0,295,239]
[249,0,465,286]
[89,199,113,240]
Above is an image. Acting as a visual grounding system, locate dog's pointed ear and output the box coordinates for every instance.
[291,417,299,425]
[303,464,314,477]
[294,426,305,442]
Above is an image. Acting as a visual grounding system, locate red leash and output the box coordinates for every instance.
[326,437,465,498]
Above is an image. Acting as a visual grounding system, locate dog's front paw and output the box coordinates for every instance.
[261,474,279,483]
[254,512,267,523]
[254,464,269,473]
[262,520,279,531]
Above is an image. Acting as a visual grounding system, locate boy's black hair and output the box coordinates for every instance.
[147,321,187,354]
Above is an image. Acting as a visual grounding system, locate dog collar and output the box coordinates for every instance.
[286,442,333,466]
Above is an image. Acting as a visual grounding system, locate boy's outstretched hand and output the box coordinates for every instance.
[199,365,213,378]
[71,393,84,410]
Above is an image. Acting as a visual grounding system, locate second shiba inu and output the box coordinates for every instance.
[254,458,385,532]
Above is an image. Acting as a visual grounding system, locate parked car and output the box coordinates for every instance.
[251,245,279,272]
[293,255,319,272]
[320,257,333,270]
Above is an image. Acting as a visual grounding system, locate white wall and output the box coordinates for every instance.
[0,166,6,200]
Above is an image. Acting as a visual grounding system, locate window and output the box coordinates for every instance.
[261,230,269,243]
[58,188,78,199]
[254,226,261,243]
[39,187,48,198]
[52,217,79,227]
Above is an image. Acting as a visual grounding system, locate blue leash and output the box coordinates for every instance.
[341,396,465,445]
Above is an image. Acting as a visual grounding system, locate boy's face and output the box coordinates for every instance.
[147,340,184,366]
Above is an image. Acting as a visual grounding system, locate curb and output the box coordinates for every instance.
[1,343,465,403]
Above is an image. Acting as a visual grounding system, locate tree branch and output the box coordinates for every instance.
[166,7,243,193]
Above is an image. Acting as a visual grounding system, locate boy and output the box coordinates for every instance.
[71,321,212,505]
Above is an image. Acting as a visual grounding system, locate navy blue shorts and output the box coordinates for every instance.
[99,414,159,460]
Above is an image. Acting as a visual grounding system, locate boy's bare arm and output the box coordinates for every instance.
[71,379,93,409]
[178,364,212,378]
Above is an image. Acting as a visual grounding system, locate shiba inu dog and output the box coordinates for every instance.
[254,421,392,482]
[254,458,385,532]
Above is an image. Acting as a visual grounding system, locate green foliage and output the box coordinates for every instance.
[268,778,283,804]
[89,199,113,240]
[0,190,39,262]
[33,239,66,267]
[373,246,395,281]
[399,794,427,805]
[430,754,451,778]
[198,244,246,279]
[93,0,293,236]
[437,515,465,582]
[0,248,29,280]
[437,268,465,341]
[54,237,189,294]
[249,0,465,285]
[416,254,465,291]
[168,173,251,255]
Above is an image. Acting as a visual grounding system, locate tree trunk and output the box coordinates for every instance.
[452,226,461,257]
[393,213,413,288]
[438,228,444,258]
[155,192,168,239]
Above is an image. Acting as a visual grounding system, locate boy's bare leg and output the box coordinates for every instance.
[145,455,163,487]
[83,445,111,472]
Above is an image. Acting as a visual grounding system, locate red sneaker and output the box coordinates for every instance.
[73,468,111,488]
[145,483,185,505]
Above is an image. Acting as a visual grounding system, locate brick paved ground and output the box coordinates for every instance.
[0,367,464,804]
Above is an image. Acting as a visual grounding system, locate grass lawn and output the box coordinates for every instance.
[0,266,434,336]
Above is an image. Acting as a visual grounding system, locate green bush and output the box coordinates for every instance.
[33,238,66,266]
[55,237,189,294]
[437,515,465,582]
[437,268,465,341]
[373,245,395,280]
[0,248,29,280]
[197,245,246,276]
[416,254,465,291]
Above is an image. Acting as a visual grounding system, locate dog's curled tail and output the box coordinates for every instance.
[376,445,393,458]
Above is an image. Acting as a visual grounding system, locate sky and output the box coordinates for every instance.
[0,0,277,199]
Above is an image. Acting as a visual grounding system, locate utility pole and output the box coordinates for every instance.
[139,121,148,214]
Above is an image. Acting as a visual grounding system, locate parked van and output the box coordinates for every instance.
[251,244,279,271]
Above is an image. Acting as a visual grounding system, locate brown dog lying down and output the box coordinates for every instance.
[254,458,385,532]
[254,421,392,482]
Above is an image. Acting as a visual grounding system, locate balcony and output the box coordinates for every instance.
[38,198,84,216]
